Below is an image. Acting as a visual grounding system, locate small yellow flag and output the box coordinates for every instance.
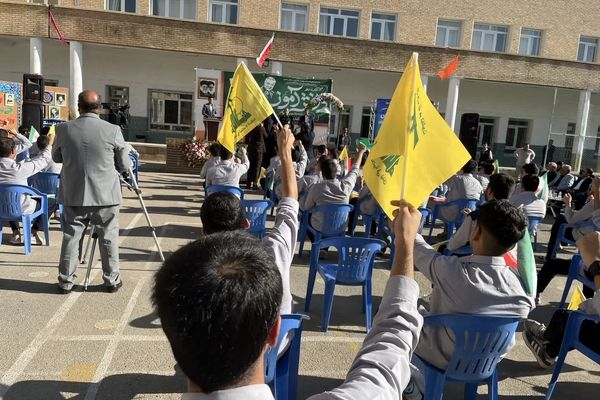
[217,63,275,153]
[567,286,586,311]
[363,53,471,218]
[47,124,56,139]
[339,146,349,160]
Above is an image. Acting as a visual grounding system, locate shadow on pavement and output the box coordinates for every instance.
[297,375,344,398]
[130,311,161,329]
[0,278,58,294]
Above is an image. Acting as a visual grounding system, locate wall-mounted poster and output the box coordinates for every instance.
[197,78,217,99]
[43,86,69,120]
[55,93,66,107]
[5,93,15,107]
[0,81,22,130]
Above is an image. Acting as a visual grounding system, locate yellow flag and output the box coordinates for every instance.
[339,146,349,160]
[363,53,471,218]
[47,124,56,139]
[217,62,275,153]
[567,286,586,311]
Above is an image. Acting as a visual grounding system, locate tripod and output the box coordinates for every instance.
[82,168,165,291]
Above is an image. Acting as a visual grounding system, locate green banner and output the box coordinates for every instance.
[224,72,332,123]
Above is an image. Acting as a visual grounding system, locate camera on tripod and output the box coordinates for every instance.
[102,102,130,130]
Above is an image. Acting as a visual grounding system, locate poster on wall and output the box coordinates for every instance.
[43,86,70,121]
[0,81,22,130]
[193,68,223,139]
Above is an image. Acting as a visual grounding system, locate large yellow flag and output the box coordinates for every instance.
[364,53,471,218]
[217,62,275,153]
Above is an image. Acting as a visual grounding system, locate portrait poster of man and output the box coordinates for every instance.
[198,78,217,99]
[55,93,67,107]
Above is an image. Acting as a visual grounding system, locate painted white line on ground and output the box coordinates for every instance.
[301,336,364,343]
[0,212,143,399]
[83,226,167,400]
[52,335,167,342]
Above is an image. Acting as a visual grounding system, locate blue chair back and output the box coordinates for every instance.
[29,172,60,197]
[15,149,29,164]
[0,184,40,219]
[418,207,431,234]
[550,220,599,259]
[310,204,353,236]
[205,184,244,200]
[527,216,542,236]
[329,237,384,284]
[558,254,596,308]
[243,199,273,237]
[416,314,520,383]
[428,198,479,241]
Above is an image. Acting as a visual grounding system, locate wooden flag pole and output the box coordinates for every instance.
[400,52,419,200]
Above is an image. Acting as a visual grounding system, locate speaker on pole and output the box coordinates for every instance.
[21,74,45,134]
[458,113,480,159]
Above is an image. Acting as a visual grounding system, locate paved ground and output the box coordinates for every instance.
[0,162,598,399]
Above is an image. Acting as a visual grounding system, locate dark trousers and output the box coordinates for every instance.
[545,215,574,259]
[537,258,595,298]
[8,198,42,232]
[543,309,600,358]
[247,151,263,187]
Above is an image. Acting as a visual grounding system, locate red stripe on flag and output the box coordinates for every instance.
[256,34,274,68]
[437,54,460,80]
[49,9,68,45]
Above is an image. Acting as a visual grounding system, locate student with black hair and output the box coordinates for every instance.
[510,174,546,218]
[446,173,514,252]
[407,200,535,398]
[305,144,328,175]
[31,135,62,174]
[475,162,495,191]
[205,144,249,188]
[153,199,424,399]
[199,143,221,181]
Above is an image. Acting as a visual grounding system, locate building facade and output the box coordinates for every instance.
[1,0,600,169]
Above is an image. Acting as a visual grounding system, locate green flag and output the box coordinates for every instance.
[517,229,537,297]
[28,126,39,142]
[537,173,548,200]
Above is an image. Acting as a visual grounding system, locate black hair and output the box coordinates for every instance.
[41,126,51,136]
[0,137,15,157]
[78,92,102,113]
[208,143,221,157]
[319,157,338,180]
[586,168,594,176]
[200,192,245,235]
[0,128,9,138]
[521,174,539,192]
[329,148,339,160]
[360,151,369,168]
[291,146,301,163]
[316,145,327,155]
[487,173,514,200]
[36,135,50,152]
[481,163,495,175]
[152,231,282,392]
[218,145,233,160]
[521,163,539,176]
[477,200,527,254]
[462,159,478,174]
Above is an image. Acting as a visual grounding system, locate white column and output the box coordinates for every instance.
[271,61,283,76]
[236,58,248,66]
[573,89,592,171]
[69,41,83,118]
[444,77,461,132]
[421,75,429,93]
[29,38,43,75]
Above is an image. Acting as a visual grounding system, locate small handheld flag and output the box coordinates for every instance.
[437,54,460,80]
[256,33,275,69]
[28,126,39,143]
[517,229,537,297]
[47,124,56,140]
[217,63,275,153]
[363,53,470,218]
[567,286,586,311]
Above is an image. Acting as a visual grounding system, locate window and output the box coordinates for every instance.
[471,24,508,52]
[150,90,193,132]
[371,13,396,41]
[210,0,238,24]
[106,0,136,12]
[360,106,372,137]
[565,122,576,161]
[319,7,359,38]
[477,117,495,147]
[519,28,541,56]
[107,86,130,106]
[505,119,529,150]
[280,3,307,31]
[436,20,461,47]
[44,79,59,87]
[578,36,597,62]
[153,0,196,19]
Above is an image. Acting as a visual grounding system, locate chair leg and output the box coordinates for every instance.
[321,280,336,332]
[364,281,372,333]
[487,368,499,400]
[43,213,50,246]
[545,342,569,400]
[298,228,307,258]
[22,216,32,256]
[558,277,574,309]
[464,382,478,400]
[304,263,318,312]
[427,218,436,242]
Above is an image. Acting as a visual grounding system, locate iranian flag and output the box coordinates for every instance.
[256,33,275,68]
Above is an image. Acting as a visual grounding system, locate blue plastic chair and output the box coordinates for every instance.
[443,245,473,256]
[413,314,521,400]
[15,149,29,164]
[527,216,543,251]
[427,198,479,242]
[304,237,384,332]
[298,204,353,257]
[205,184,244,200]
[29,172,63,231]
[264,314,308,400]
[558,254,596,308]
[243,199,273,239]
[550,220,598,259]
[348,194,374,236]
[0,184,50,255]
[544,311,600,399]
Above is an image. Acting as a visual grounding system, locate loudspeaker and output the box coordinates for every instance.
[22,74,45,134]
[459,113,480,159]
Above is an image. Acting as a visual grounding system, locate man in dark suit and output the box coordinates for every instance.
[297,108,314,157]
[568,168,594,209]
[279,107,293,126]
[202,98,218,136]
[298,108,314,134]
[53,90,132,294]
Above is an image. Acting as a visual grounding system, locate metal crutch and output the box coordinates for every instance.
[80,225,94,264]
[83,230,99,291]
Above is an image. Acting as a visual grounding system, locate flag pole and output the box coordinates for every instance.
[400,52,418,200]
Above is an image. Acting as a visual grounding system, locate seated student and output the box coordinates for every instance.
[273,141,309,197]
[475,162,494,192]
[305,144,328,175]
[300,144,366,231]
[446,173,514,252]
[509,175,546,219]
[408,200,534,396]
[153,200,424,399]
[31,135,62,174]
[205,144,249,188]
[0,125,32,156]
[0,132,52,245]
[199,143,221,181]
[549,164,575,193]
[524,231,600,369]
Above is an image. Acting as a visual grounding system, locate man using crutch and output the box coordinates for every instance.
[53,90,132,294]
